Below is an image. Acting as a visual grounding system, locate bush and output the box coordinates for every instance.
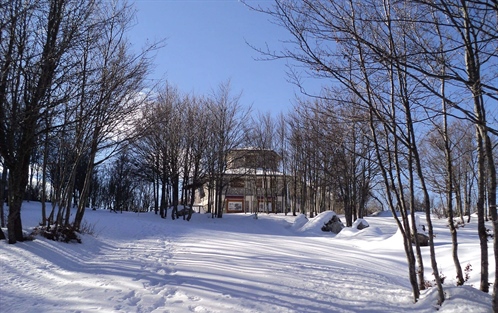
[79,220,98,236]
[31,225,82,243]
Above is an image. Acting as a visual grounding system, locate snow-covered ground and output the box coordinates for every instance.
[0,202,492,312]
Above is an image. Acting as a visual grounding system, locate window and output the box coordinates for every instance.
[230,178,245,188]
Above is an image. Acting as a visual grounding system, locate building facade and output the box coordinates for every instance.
[195,148,288,214]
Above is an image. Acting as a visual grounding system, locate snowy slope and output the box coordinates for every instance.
[0,202,492,312]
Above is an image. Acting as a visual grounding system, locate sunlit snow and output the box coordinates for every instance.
[0,202,492,312]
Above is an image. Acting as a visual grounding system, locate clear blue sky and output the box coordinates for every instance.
[128,0,312,115]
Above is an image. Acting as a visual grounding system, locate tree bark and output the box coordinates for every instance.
[7,161,29,243]
[0,167,7,228]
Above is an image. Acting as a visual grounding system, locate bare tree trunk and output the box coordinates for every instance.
[0,166,7,228]
[153,164,159,214]
[73,139,98,230]
[447,146,465,287]
[454,181,465,224]
[160,174,167,219]
[0,166,5,238]
[7,157,30,243]
[171,174,179,220]
[215,177,224,218]
[40,117,50,226]
[486,131,497,307]
[292,170,297,216]
[370,110,420,302]
[476,128,488,292]
[207,180,213,214]
[441,80,465,286]
[464,170,472,223]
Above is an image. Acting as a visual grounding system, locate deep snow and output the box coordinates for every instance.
[0,202,493,312]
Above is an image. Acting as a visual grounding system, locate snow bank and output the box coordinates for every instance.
[296,211,337,234]
[291,213,308,230]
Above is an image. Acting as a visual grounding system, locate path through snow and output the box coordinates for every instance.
[0,203,492,312]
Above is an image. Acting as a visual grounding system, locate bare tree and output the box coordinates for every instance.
[0,156,6,239]
[71,1,155,231]
[205,81,250,218]
[276,113,291,215]
[404,1,497,296]
[247,0,451,303]
[139,84,184,219]
[451,120,478,223]
[253,1,497,305]
[183,96,211,221]
[0,0,99,243]
[286,106,310,216]
[423,113,466,287]
[247,112,279,214]
[132,103,163,215]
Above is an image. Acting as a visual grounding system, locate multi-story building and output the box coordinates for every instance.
[195,148,288,214]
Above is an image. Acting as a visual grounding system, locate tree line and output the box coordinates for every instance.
[1,0,497,310]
